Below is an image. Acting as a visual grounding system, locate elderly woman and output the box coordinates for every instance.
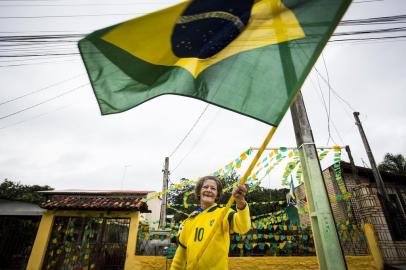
[170,176,251,269]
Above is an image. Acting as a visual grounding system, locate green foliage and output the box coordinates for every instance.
[0,179,53,204]
[378,153,406,176]
[165,174,315,256]
[167,174,289,222]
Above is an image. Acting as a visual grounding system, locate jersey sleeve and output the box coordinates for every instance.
[170,220,189,270]
[170,244,186,270]
[177,219,188,249]
[229,204,251,234]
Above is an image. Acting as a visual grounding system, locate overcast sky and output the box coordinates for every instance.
[0,0,405,193]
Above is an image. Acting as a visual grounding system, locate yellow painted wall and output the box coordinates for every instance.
[27,210,380,270]
[126,256,169,270]
[124,211,141,270]
[26,212,55,270]
[124,256,376,270]
[364,224,384,270]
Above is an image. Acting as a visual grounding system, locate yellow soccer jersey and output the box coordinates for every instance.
[170,204,250,270]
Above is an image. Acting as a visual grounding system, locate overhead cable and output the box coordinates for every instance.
[169,103,210,158]
[0,73,85,106]
[0,83,88,120]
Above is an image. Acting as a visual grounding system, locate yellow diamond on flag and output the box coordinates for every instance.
[103,0,304,77]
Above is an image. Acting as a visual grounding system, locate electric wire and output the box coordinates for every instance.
[313,66,358,113]
[321,53,333,145]
[0,105,70,131]
[0,14,405,64]
[172,108,222,173]
[294,42,353,145]
[168,103,210,158]
[0,73,85,106]
[294,40,358,115]
[0,3,169,7]
[353,0,383,3]
[0,83,88,120]
[309,72,344,145]
[0,13,145,19]
[0,58,81,68]
[313,70,336,145]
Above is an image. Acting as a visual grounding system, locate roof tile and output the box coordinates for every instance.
[41,195,149,212]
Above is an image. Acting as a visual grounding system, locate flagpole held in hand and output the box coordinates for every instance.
[191,126,277,269]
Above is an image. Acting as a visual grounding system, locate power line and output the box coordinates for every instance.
[0,105,70,131]
[0,54,77,63]
[0,73,85,106]
[0,58,81,68]
[321,53,333,145]
[0,83,87,120]
[308,72,343,146]
[295,41,358,114]
[352,0,384,3]
[0,0,175,2]
[169,103,210,158]
[330,35,406,43]
[172,108,221,172]
[0,13,144,19]
[312,66,358,113]
[0,52,81,58]
[0,2,167,7]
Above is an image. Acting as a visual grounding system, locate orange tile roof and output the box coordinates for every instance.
[41,195,149,212]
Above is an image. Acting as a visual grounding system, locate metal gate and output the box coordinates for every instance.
[42,217,130,270]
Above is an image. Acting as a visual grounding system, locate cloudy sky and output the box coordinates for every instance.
[0,0,405,193]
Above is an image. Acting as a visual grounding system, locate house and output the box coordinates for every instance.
[26,189,154,270]
[295,161,406,266]
[0,199,45,269]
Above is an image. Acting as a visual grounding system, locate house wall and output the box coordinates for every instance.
[143,192,161,228]
[322,168,348,223]
[295,183,310,227]
[125,256,377,270]
[352,184,406,264]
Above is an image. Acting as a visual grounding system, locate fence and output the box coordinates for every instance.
[42,216,130,270]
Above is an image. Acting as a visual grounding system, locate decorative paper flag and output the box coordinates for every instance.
[79,0,351,126]
[289,176,296,200]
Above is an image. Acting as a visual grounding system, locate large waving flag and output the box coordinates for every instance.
[79,0,351,126]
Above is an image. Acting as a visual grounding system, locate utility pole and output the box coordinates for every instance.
[353,112,399,238]
[159,157,170,228]
[290,92,347,270]
[344,145,360,185]
[278,35,346,269]
[353,112,388,200]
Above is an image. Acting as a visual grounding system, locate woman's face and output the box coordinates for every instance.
[200,179,218,208]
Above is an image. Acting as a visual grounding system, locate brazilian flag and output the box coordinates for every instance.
[79,0,351,126]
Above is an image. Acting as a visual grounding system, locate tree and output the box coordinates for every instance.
[165,174,315,256]
[0,179,53,204]
[166,173,289,222]
[378,153,406,176]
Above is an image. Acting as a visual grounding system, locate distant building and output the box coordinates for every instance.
[295,161,406,265]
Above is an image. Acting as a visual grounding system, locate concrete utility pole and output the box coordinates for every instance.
[290,92,347,270]
[353,112,399,238]
[345,145,360,185]
[159,157,170,228]
[353,112,388,200]
[278,37,346,269]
